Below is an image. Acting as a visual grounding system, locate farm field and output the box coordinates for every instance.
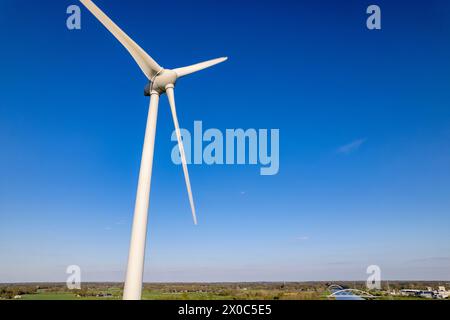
[2,282,448,300]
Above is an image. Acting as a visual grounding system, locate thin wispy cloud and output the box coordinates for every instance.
[408,256,450,264]
[337,138,367,154]
[294,236,309,241]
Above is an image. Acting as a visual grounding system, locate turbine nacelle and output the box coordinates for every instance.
[144,69,178,96]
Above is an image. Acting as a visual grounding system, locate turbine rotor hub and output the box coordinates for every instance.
[144,69,177,95]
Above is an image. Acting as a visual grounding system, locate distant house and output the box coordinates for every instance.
[95,293,113,297]
[420,291,434,299]
[437,287,449,299]
[14,295,22,299]
[400,289,425,297]
[400,287,449,299]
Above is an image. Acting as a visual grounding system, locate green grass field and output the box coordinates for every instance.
[21,292,80,300]
[2,282,447,300]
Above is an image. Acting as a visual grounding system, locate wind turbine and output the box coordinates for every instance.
[79,0,227,300]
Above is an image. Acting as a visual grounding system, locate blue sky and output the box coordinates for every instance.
[1,0,450,282]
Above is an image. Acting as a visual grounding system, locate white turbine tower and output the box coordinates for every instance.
[79,0,227,300]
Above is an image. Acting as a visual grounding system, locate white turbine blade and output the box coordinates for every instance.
[166,87,198,225]
[174,57,228,78]
[80,0,162,79]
